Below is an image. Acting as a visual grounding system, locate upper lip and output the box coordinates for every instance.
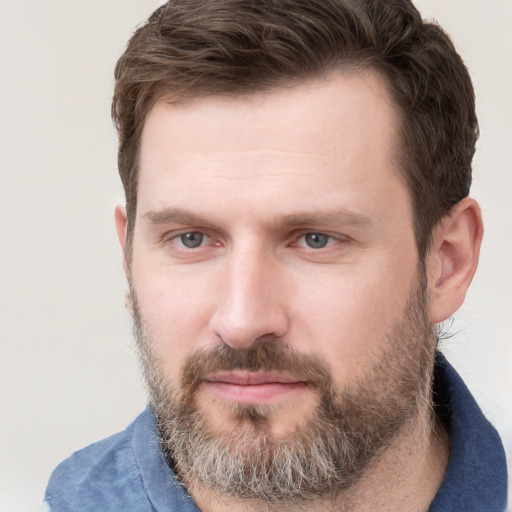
[204,372,306,386]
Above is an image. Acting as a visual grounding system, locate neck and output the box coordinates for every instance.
[337,408,450,512]
[185,406,449,512]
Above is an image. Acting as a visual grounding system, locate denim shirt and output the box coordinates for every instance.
[45,353,507,511]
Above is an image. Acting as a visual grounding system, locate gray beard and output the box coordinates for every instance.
[131,273,437,507]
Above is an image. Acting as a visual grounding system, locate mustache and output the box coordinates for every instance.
[180,341,336,398]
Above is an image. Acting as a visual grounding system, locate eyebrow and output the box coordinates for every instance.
[276,210,372,229]
[143,208,213,227]
[142,207,372,230]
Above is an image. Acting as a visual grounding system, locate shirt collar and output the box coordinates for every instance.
[429,352,507,511]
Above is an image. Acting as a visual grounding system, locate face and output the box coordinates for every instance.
[120,70,438,501]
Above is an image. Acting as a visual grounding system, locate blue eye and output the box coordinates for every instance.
[179,232,204,248]
[303,233,330,249]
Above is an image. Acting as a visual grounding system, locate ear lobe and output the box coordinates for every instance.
[114,205,130,277]
[428,197,483,324]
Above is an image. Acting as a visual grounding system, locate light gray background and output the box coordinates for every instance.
[1,1,510,511]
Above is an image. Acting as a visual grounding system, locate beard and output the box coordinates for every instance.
[131,271,437,506]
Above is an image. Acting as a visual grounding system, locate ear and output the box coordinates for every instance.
[114,204,130,278]
[427,197,483,324]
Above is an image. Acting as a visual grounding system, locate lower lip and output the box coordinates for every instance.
[204,381,308,404]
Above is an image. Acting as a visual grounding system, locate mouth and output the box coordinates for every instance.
[203,372,309,404]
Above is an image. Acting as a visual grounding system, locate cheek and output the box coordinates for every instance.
[288,265,415,382]
[132,267,218,382]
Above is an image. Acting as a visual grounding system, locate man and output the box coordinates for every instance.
[45,0,507,510]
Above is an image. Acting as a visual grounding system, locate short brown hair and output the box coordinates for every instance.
[112,0,477,259]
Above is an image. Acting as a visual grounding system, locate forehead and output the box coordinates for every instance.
[137,69,408,225]
[142,69,399,156]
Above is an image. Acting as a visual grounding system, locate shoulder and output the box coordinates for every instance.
[44,412,154,512]
[430,353,508,511]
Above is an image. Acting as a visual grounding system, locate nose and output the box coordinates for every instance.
[210,246,289,349]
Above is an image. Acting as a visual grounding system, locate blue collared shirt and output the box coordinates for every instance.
[45,354,507,511]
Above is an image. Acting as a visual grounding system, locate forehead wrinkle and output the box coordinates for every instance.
[206,170,321,181]
[196,148,316,157]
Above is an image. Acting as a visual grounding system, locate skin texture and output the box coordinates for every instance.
[115,69,483,511]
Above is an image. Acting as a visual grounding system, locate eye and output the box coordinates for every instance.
[178,232,205,248]
[299,233,332,249]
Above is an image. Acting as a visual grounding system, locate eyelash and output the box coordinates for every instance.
[294,232,338,249]
[168,231,215,249]
[166,230,344,251]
